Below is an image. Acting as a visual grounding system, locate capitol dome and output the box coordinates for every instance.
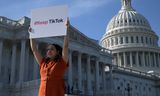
[100,0,160,73]
[101,0,159,49]
[106,0,152,32]
[107,10,151,31]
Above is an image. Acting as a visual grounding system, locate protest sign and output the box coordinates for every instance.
[30,5,68,38]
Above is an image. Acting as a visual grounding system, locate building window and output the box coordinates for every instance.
[131,36,134,43]
[115,37,118,45]
[126,37,128,43]
[143,87,145,91]
[120,37,123,44]
[152,39,155,46]
[137,20,139,23]
[133,19,135,23]
[117,86,120,90]
[136,36,139,43]
[141,36,144,43]
[149,88,151,92]
[149,38,152,45]
[125,19,127,23]
[120,82,123,87]
[135,85,138,90]
[145,37,148,44]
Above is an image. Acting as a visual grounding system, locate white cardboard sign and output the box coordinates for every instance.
[30,5,68,38]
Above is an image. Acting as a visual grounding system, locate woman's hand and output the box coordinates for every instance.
[66,17,70,28]
[28,27,33,33]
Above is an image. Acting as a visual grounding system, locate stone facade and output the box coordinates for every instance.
[0,16,112,96]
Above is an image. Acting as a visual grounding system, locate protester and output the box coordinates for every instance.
[29,18,69,96]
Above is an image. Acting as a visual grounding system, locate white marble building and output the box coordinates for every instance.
[101,0,160,96]
[0,0,160,96]
[0,16,112,96]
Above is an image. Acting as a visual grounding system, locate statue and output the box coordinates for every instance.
[123,0,131,6]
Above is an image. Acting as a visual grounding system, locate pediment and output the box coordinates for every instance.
[69,25,100,49]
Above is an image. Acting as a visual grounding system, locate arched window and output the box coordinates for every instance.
[137,20,139,24]
[136,36,139,43]
[141,36,144,43]
[145,37,148,44]
[126,37,129,43]
[125,19,127,23]
[149,38,152,45]
[115,37,118,45]
[131,36,134,43]
[133,19,135,23]
[120,37,123,44]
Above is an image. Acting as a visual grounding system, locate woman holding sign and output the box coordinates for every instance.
[29,19,69,96]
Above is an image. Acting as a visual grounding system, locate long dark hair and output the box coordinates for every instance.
[45,43,62,63]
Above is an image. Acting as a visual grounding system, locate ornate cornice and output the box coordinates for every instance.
[0,16,30,30]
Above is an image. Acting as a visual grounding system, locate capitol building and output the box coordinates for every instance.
[100,0,160,96]
[0,15,111,96]
[0,0,160,96]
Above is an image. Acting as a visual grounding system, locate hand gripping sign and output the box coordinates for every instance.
[30,5,68,38]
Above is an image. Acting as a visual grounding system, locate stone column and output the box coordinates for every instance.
[118,37,121,45]
[115,53,118,65]
[129,36,131,43]
[158,54,160,67]
[130,52,133,67]
[10,43,17,84]
[87,55,91,95]
[146,52,149,66]
[113,54,116,65]
[123,36,126,44]
[0,39,3,78]
[136,52,139,67]
[33,44,39,80]
[116,53,118,65]
[142,52,145,67]
[96,59,100,92]
[153,52,156,67]
[19,40,26,82]
[148,52,151,67]
[68,50,73,87]
[123,52,126,67]
[102,63,106,94]
[134,36,136,43]
[117,53,121,66]
[78,52,82,91]
[23,46,29,81]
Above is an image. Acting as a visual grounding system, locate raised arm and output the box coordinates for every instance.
[29,28,43,65]
[62,18,69,63]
